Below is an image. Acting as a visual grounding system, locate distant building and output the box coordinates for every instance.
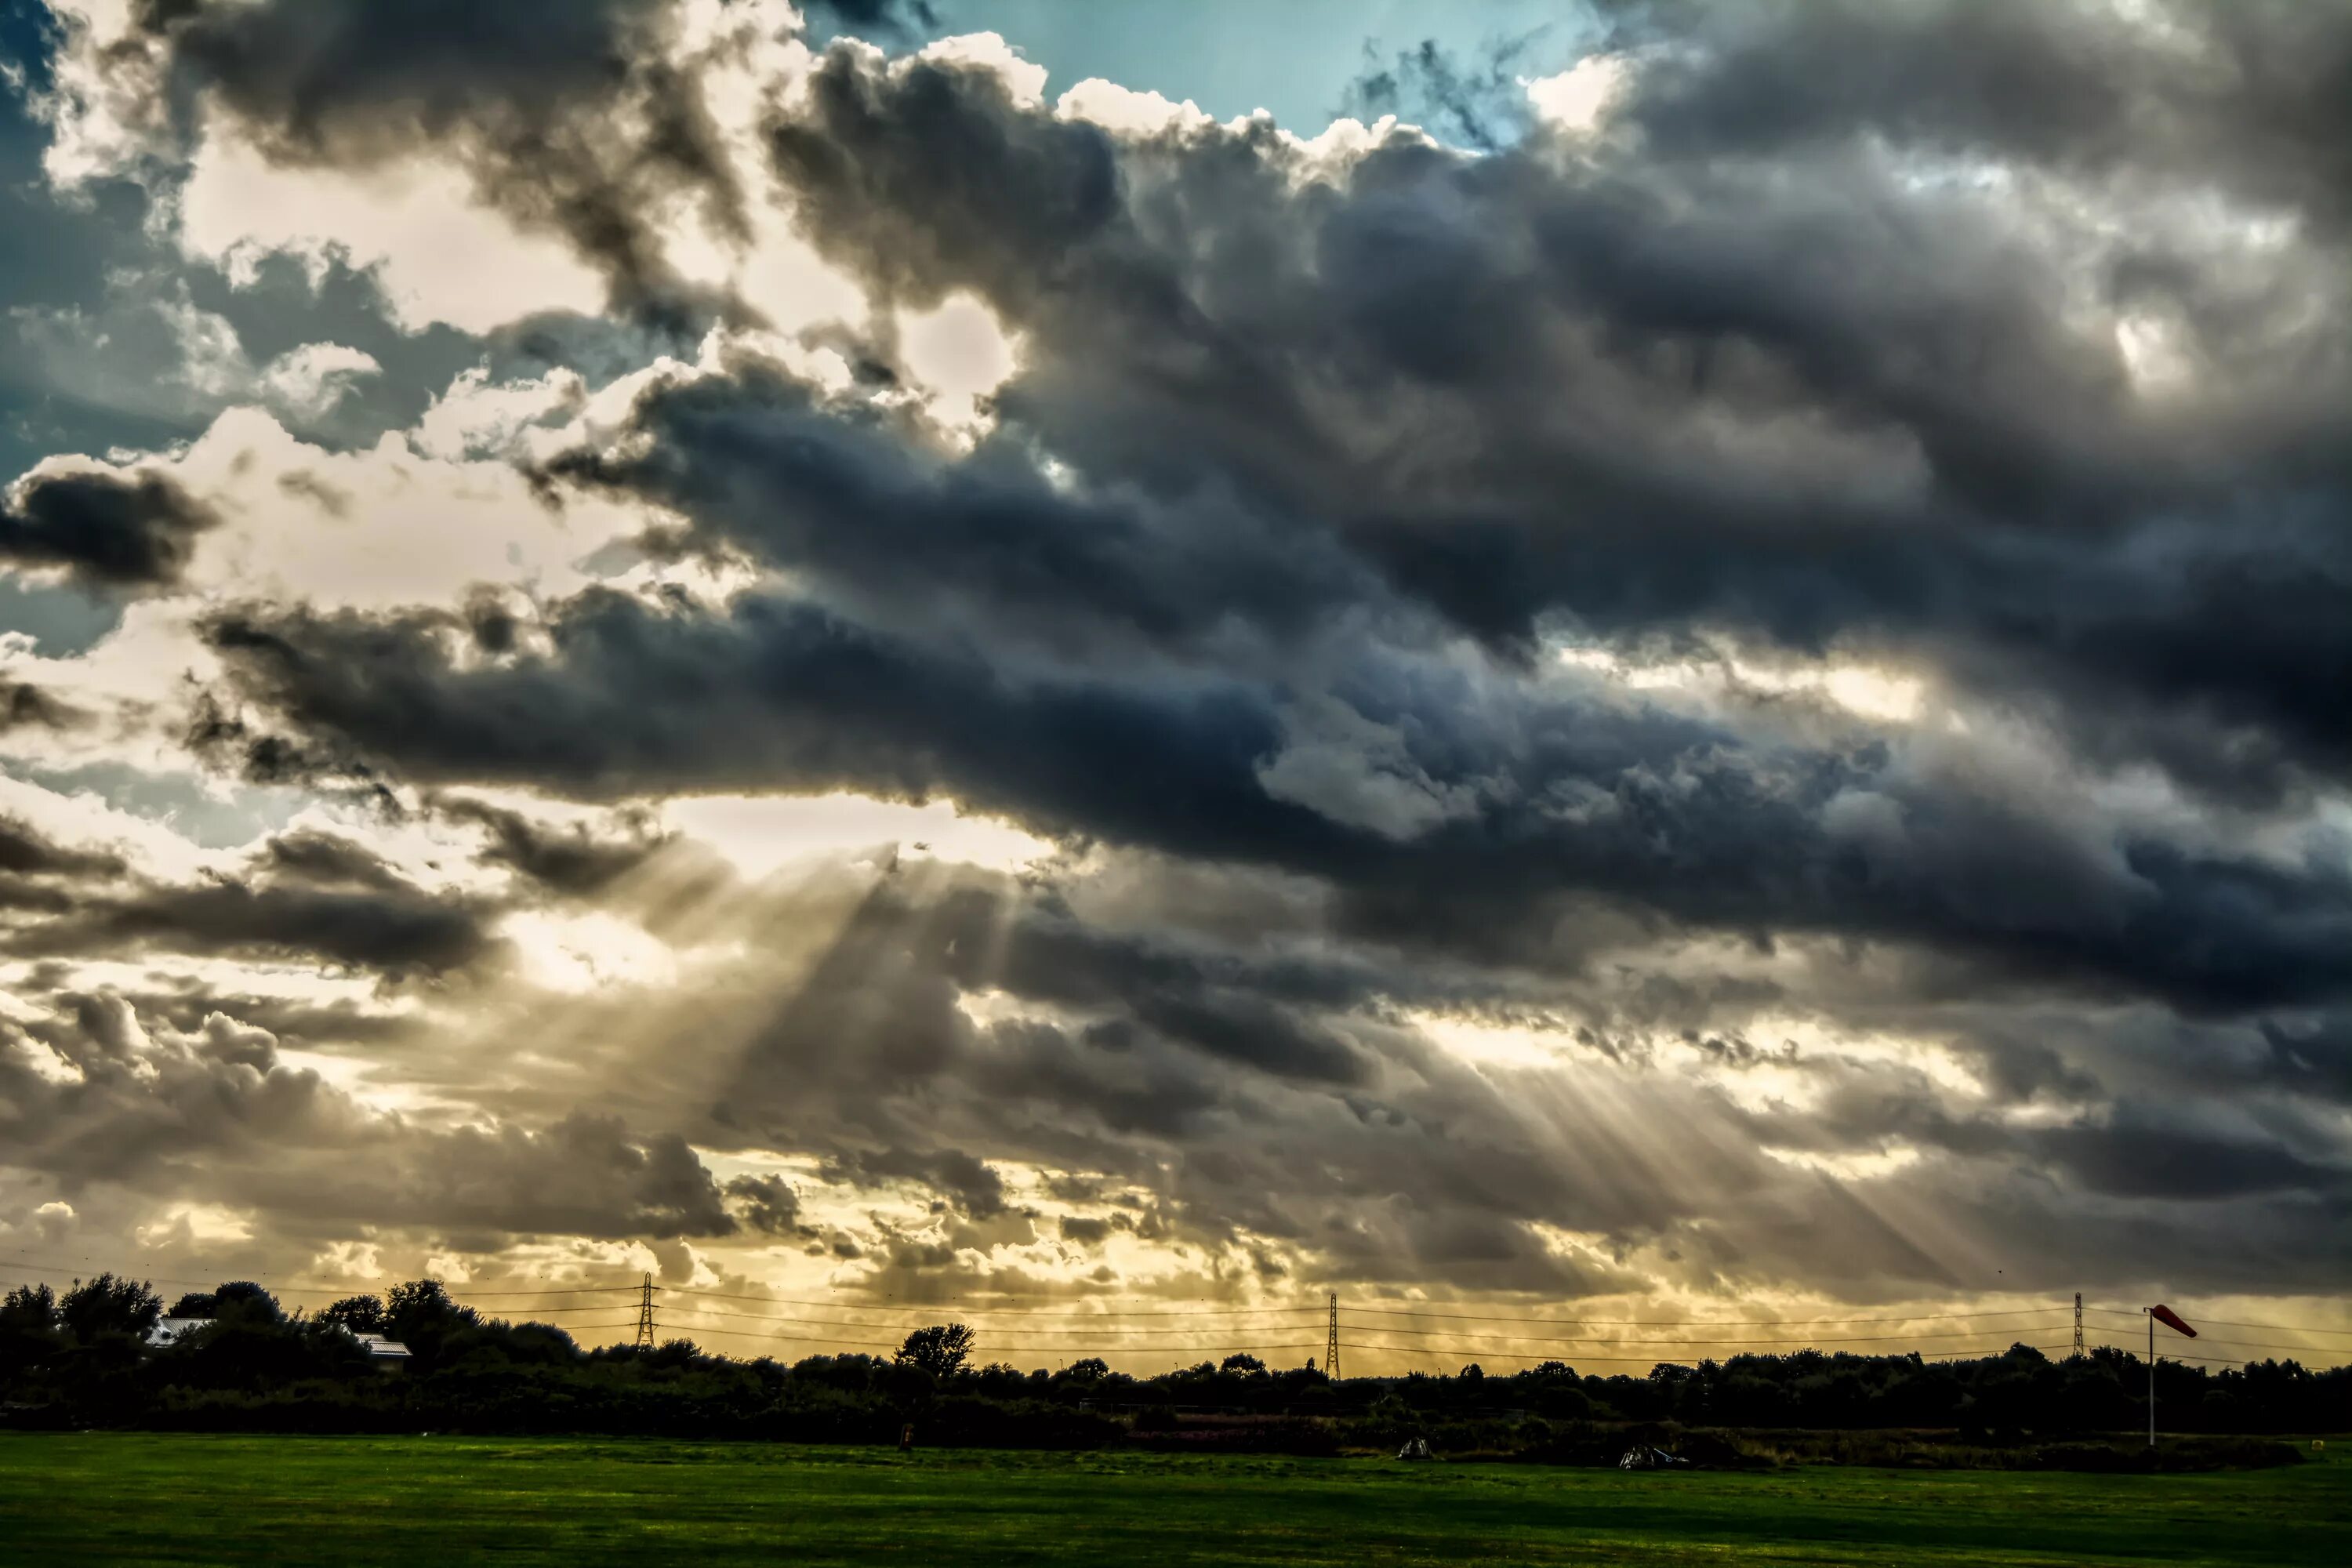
[349,1332,412,1363]
[142,1317,411,1363]
[145,1317,209,1348]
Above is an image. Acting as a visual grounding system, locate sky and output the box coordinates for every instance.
[0,0,2348,1371]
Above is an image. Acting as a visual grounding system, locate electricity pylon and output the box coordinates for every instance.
[2073,1292,2085,1358]
[633,1272,657,1348]
[1324,1291,1340,1381]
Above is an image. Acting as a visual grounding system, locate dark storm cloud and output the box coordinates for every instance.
[681,869,2350,1298]
[437,796,670,897]
[16,0,2352,1303]
[126,0,741,318]
[195,583,2352,1016]
[0,681,92,733]
[0,813,124,879]
[722,1173,804,1236]
[0,467,216,590]
[751,27,2352,800]
[819,1146,1011,1218]
[1611,0,2352,227]
[198,588,1363,869]
[703,870,1386,1160]
[11,828,495,978]
[0,991,736,1242]
[539,361,1385,663]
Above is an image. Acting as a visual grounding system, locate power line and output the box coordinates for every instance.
[2082,1305,2352,1342]
[2082,1342,2292,1368]
[1339,1319,2063,1348]
[11,1252,2339,1367]
[663,1298,1327,1316]
[1345,1344,1701,1366]
[1346,1338,2054,1365]
[2083,1336,2344,1360]
[0,1258,350,1296]
[677,1323,1323,1356]
[2176,1318,2352,1338]
[1345,1303,2070,1327]
[0,1255,641,1299]
[661,1305,1301,1342]
[2154,1335,2352,1356]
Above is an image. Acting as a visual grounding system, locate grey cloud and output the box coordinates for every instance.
[14,0,2352,1306]
[722,1174,803,1236]
[819,1146,1011,1219]
[10,828,496,978]
[1613,0,2352,228]
[198,589,1360,870]
[1,992,735,1243]
[0,814,125,879]
[539,359,1387,666]
[0,467,216,590]
[0,681,93,733]
[438,795,671,897]
[195,586,2352,1016]
[131,0,742,319]
[1057,1213,1116,1245]
[755,29,2352,801]
[21,880,495,975]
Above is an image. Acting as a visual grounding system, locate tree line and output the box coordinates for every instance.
[2,1274,2341,1460]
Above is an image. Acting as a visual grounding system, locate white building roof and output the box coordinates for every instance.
[145,1316,209,1348]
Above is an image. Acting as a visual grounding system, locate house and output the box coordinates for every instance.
[142,1318,411,1363]
[348,1332,412,1363]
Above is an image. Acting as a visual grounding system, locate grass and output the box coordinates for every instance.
[1,1434,2345,1566]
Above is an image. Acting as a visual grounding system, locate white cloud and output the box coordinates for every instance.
[31,1,172,189]
[0,771,227,883]
[913,33,1048,106]
[666,792,1054,879]
[1523,53,1628,136]
[1057,79,1213,138]
[257,343,384,420]
[180,136,608,335]
[413,366,590,462]
[897,292,1021,437]
[157,289,252,398]
[159,405,649,610]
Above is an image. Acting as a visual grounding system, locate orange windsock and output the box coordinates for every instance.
[2151,1304,2196,1338]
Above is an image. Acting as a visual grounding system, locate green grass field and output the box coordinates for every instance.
[1,1435,2343,1566]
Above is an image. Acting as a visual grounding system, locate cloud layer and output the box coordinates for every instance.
[2,0,2347,1352]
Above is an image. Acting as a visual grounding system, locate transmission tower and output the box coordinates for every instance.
[2073,1292,2085,1358]
[1324,1291,1340,1381]
[633,1272,657,1348]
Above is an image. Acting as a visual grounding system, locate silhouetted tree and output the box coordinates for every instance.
[209,1283,283,1325]
[895,1323,976,1377]
[0,1283,60,1377]
[318,1294,386,1334]
[58,1273,162,1343]
[0,1283,56,1334]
